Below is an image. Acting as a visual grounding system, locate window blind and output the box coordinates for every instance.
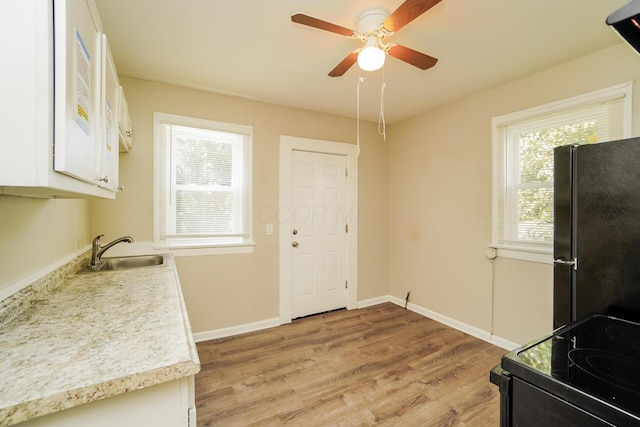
[154,113,252,248]
[494,83,631,252]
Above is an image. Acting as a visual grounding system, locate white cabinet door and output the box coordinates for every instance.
[0,0,115,199]
[0,0,52,187]
[16,377,194,427]
[53,0,103,185]
[118,86,133,152]
[100,35,119,192]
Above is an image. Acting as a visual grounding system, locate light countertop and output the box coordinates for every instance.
[0,253,200,426]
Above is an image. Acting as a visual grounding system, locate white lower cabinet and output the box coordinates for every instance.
[17,377,196,427]
[0,0,124,198]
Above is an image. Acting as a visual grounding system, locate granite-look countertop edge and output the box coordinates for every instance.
[170,256,201,367]
[0,253,201,426]
[3,360,200,426]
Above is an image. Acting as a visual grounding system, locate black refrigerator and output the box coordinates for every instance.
[553,136,640,329]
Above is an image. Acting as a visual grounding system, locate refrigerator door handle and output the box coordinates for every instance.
[554,257,577,271]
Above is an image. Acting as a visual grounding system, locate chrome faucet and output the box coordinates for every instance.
[90,234,134,270]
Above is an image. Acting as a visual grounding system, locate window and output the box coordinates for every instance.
[153,113,253,253]
[492,82,632,262]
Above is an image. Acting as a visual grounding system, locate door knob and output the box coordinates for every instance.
[292,241,299,248]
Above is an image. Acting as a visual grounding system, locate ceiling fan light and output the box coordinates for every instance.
[357,40,385,71]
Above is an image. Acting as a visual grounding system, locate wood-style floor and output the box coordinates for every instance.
[195,303,506,426]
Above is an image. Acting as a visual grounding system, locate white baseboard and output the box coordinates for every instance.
[357,296,391,309]
[489,335,520,351]
[386,295,520,350]
[390,295,493,341]
[192,295,522,351]
[193,317,281,343]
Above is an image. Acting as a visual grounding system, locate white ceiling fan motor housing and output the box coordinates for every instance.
[356,8,389,35]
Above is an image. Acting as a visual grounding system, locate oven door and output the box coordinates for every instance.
[491,365,616,427]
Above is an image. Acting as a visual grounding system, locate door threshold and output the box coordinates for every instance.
[293,307,346,321]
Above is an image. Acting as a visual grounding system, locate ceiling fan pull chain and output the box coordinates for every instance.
[356,75,364,157]
[378,72,387,142]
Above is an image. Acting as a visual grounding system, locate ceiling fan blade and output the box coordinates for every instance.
[387,44,438,70]
[291,14,355,37]
[383,0,442,32]
[328,52,358,77]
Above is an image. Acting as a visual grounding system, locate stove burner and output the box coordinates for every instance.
[605,325,640,349]
[568,349,640,394]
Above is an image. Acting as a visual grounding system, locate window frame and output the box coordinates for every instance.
[491,82,632,263]
[153,112,255,256]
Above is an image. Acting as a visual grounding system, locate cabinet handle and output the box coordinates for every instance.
[126,130,132,137]
[118,186,125,192]
[99,176,109,184]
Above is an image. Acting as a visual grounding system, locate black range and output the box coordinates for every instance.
[492,315,640,426]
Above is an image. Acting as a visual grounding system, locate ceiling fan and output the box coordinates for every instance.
[291,0,441,77]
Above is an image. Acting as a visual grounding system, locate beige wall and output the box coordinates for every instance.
[0,197,90,292]
[389,43,640,345]
[492,257,553,343]
[3,43,640,346]
[90,77,389,333]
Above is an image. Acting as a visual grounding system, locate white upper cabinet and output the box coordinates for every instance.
[53,0,103,185]
[100,36,120,192]
[0,0,126,198]
[118,87,133,152]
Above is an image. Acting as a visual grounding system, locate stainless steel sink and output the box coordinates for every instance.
[88,254,167,271]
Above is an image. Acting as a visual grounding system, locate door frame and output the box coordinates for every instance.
[279,135,358,324]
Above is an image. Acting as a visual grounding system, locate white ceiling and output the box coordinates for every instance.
[94,0,629,124]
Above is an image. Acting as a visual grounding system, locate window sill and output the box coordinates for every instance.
[158,242,256,257]
[491,244,553,264]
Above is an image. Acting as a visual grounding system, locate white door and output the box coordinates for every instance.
[291,150,347,318]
